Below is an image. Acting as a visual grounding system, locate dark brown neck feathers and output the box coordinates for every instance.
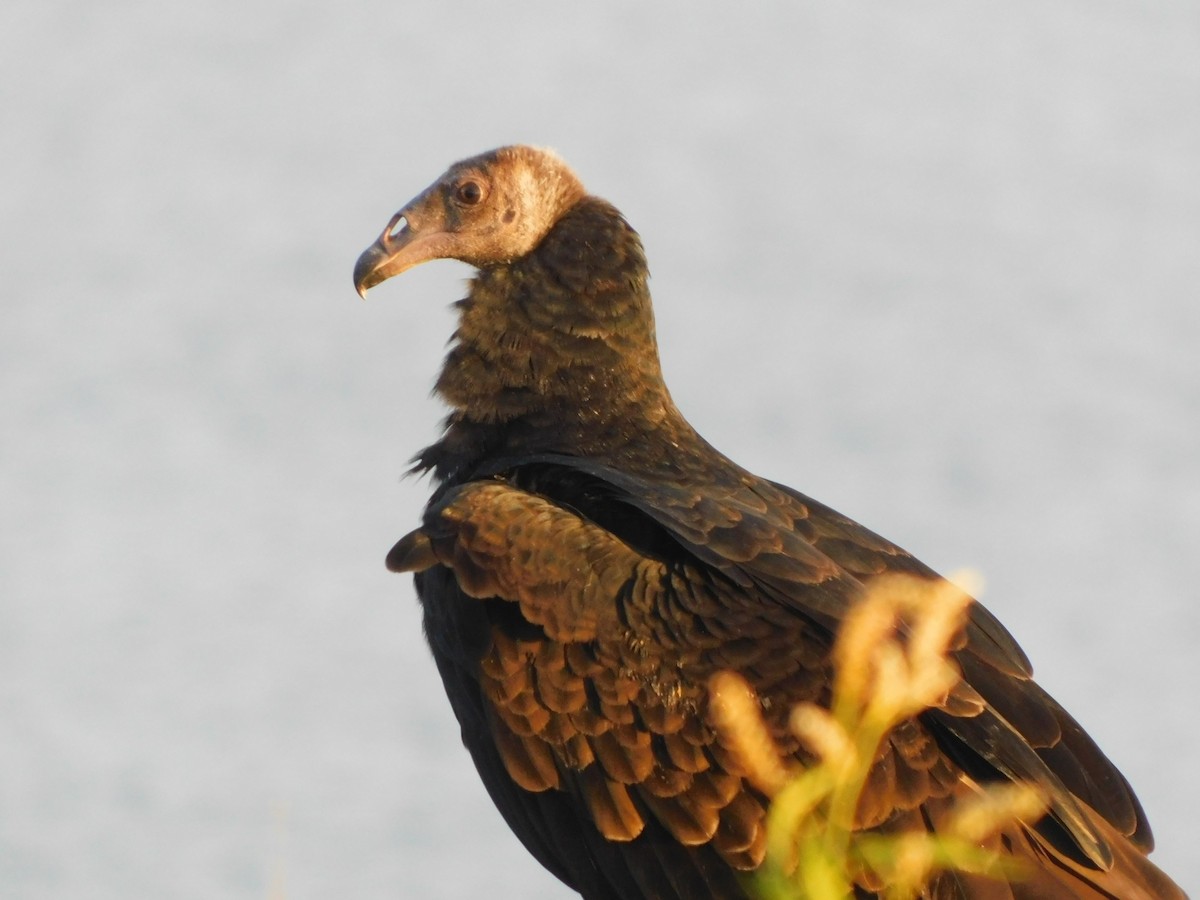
[415,198,699,483]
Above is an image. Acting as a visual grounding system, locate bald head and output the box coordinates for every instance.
[354,146,587,296]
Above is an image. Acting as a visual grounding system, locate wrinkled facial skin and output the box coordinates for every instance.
[354,146,585,297]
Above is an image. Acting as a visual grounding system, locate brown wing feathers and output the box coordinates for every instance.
[388,478,1031,878]
[392,480,787,867]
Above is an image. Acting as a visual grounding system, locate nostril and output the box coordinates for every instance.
[384,213,408,242]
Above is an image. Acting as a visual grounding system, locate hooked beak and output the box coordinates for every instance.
[353,197,456,298]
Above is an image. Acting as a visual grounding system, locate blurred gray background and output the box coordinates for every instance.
[2,2,1197,897]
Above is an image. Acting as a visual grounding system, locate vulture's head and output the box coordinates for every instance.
[354,146,587,297]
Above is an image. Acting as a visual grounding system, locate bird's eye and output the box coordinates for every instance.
[454,180,484,206]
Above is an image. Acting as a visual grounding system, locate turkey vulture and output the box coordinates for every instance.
[353,146,1184,899]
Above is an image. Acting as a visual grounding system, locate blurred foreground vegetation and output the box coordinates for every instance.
[709,573,1046,900]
